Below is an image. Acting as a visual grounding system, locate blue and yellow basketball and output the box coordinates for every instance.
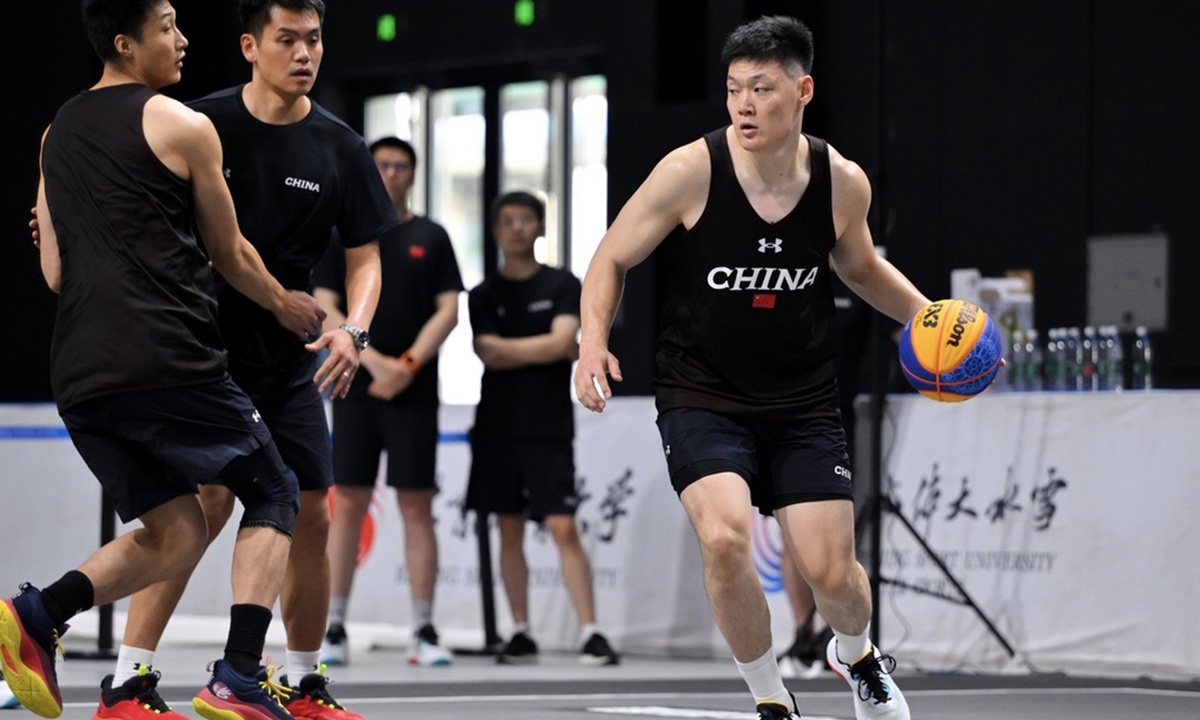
[899,299,1002,402]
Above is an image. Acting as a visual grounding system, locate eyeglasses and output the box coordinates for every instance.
[375,161,412,174]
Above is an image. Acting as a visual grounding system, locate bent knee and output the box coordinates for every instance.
[696,522,752,563]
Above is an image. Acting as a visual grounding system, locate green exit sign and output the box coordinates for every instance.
[377,13,397,42]
[514,0,535,27]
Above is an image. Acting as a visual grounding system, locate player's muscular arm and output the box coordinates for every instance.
[475,314,580,371]
[827,146,929,325]
[35,128,61,292]
[575,142,709,411]
[147,97,323,338]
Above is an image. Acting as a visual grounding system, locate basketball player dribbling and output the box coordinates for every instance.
[574,15,929,720]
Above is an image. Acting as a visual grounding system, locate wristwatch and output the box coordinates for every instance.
[339,323,370,351]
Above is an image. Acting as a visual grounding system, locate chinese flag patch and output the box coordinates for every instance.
[752,293,776,309]
[409,245,427,259]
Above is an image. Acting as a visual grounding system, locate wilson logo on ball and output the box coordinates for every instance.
[899,299,1002,402]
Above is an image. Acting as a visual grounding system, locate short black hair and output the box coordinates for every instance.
[490,191,545,228]
[720,15,814,76]
[81,0,162,62]
[238,0,325,39]
[369,136,417,170]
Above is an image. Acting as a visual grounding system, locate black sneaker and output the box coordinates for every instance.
[783,626,818,666]
[496,632,539,665]
[321,622,348,666]
[756,693,800,719]
[579,632,620,666]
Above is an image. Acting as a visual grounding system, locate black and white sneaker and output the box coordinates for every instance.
[826,637,909,720]
[579,632,620,666]
[496,632,539,665]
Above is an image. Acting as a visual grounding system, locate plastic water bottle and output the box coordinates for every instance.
[1080,326,1097,391]
[1044,329,1063,390]
[1095,327,1111,390]
[1132,326,1153,390]
[1104,326,1125,392]
[1025,329,1044,391]
[1007,330,1026,392]
[1063,328,1081,392]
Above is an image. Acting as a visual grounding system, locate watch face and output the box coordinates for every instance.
[358,332,370,349]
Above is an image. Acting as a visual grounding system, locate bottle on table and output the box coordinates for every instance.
[1132,326,1153,390]
[1025,329,1044,392]
[1080,326,1098,391]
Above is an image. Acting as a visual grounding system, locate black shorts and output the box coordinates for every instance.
[60,376,290,523]
[231,353,332,492]
[656,407,853,516]
[331,399,438,492]
[466,437,578,520]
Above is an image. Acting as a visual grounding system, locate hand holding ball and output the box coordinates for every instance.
[899,299,1003,402]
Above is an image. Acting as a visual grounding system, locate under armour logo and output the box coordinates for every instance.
[223,168,232,179]
[758,238,783,254]
[251,410,261,423]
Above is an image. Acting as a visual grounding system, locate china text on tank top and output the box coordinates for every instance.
[654,128,841,421]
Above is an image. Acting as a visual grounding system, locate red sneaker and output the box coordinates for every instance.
[285,671,363,720]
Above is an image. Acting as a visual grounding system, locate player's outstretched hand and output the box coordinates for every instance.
[574,345,622,413]
[307,325,360,399]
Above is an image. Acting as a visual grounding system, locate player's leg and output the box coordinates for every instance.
[658,408,797,716]
[770,418,908,720]
[385,402,450,666]
[521,441,619,665]
[324,397,384,665]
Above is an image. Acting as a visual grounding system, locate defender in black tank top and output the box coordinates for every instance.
[43,85,225,410]
[17,6,320,716]
[655,128,840,422]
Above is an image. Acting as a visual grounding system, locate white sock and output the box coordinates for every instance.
[113,645,156,685]
[832,624,872,665]
[734,648,793,708]
[285,650,321,683]
[512,622,530,636]
[413,598,433,627]
[328,597,349,627]
[579,623,599,644]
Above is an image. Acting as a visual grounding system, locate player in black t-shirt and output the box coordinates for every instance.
[575,17,929,720]
[11,3,326,720]
[466,192,619,667]
[105,4,390,720]
[313,137,464,668]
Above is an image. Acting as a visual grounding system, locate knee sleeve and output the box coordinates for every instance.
[216,444,300,537]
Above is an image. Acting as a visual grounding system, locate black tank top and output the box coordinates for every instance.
[654,128,840,421]
[43,84,226,410]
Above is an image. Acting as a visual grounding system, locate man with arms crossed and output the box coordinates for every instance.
[3,2,323,720]
[574,16,923,720]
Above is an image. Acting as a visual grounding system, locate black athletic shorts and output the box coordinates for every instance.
[466,437,578,520]
[231,352,332,492]
[60,376,291,522]
[331,399,438,491]
[656,407,853,515]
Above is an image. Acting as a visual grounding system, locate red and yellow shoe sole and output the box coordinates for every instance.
[193,688,284,720]
[0,599,62,719]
